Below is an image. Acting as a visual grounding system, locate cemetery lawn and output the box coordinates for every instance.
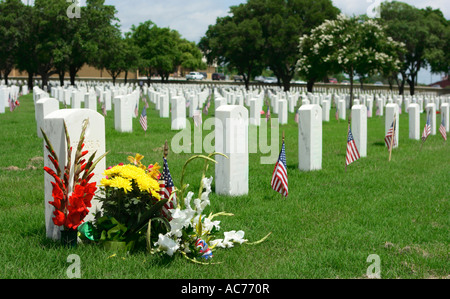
[0,92,448,279]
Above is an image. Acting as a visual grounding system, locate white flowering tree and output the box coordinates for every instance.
[297,14,404,106]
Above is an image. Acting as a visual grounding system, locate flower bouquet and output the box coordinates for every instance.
[79,154,170,252]
[41,119,107,247]
[148,153,271,264]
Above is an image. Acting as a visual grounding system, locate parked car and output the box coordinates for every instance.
[233,75,244,82]
[341,80,350,85]
[328,78,338,84]
[374,81,383,86]
[263,77,277,84]
[186,72,204,80]
[254,76,266,83]
[212,73,225,80]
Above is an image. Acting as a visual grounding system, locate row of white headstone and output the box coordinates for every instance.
[24,82,447,240]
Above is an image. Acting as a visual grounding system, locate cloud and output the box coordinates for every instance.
[107,0,239,42]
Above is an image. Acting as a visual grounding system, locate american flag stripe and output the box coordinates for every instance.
[271,141,288,197]
[346,127,360,166]
[140,106,147,131]
[439,116,447,141]
[159,157,177,220]
[385,121,396,149]
[421,116,431,142]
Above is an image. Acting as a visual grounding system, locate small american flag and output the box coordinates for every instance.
[266,105,271,121]
[160,157,177,219]
[376,102,380,116]
[385,120,396,149]
[346,126,360,166]
[439,115,446,141]
[294,110,299,124]
[335,101,339,120]
[101,103,107,116]
[9,95,16,112]
[271,141,288,197]
[367,103,372,117]
[140,106,147,132]
[134,103,139,117]
[421,116,431,142]
[193,110,202,127]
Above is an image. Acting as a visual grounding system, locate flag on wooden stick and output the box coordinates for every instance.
[421,115,431,143]
[140,106,147,132]
[345,124,360,166]
[439,115,447,141]
[271,138,288,198]
[385,120,396,149]
[159,142,177,220]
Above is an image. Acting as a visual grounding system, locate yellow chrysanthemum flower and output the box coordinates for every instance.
[109,176,132,193]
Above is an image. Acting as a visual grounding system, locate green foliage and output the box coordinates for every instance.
[380,1,449,95]
[297,14,404,103]
[130,21,205,82]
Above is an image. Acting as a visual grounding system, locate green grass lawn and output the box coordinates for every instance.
[0,91,448,279]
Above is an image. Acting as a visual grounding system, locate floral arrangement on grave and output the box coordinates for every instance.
[41,119,108,242]
[78,147,271,262]
[147,152,271,264]
[78,153,169,250]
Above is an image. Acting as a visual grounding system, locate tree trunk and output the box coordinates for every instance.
[349,66,354,111]
[306,78,315,93]
[40,72,49,88]
[69,65,79,86]
[58,70,65,87]
[124,70,128,84]
[27,72,34,90]
[407,73,416,96]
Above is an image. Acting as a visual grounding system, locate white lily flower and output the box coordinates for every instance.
[154,233,179,256]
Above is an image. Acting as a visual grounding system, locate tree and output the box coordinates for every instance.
[199,11,265,90]
[94,26,126,85]
[66,0,119,86]
[0,0,26,85]
[422,7,450,77]
[131,21,205,84]
[297,14,403,108]
[380,1,448,95]
[247,0,340,91]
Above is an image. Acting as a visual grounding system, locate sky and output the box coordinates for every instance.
[23,0,449,84]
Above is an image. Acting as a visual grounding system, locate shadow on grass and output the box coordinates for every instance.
[372,141,386,147]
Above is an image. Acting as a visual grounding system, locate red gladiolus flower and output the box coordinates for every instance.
[49,182,64,210]
[52,210,66,227]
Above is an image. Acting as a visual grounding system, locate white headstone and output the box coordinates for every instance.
[298,104,322,171]
[36,98,59,138]
[408,103,420,140]
[215,105,248,196]
[43,109,106,240]
[351,104,367,157]
[114,96,132,132]
[159,94,169,118]
[338,100,346,120]
[321,100,330,122]
[0,88,5,114]
[249,98,261,126]
[171,96,186,130]
[278,99,288,125]
[85,93,97,111]
[425,103,436,135]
